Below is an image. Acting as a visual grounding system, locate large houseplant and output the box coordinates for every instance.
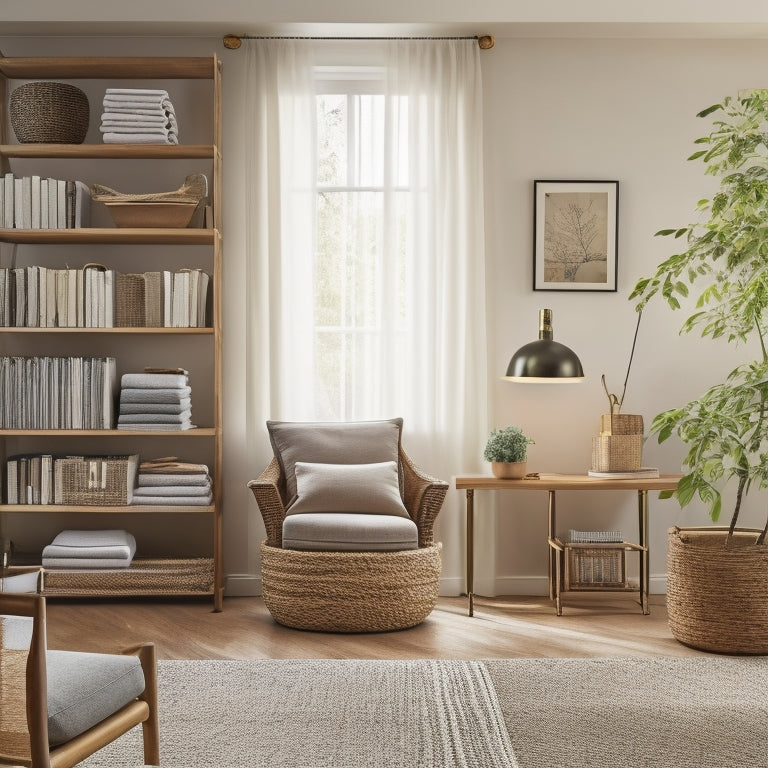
[631,89,768,652]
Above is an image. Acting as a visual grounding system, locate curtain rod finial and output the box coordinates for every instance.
[477,35,495,50]
[223,35,242,50]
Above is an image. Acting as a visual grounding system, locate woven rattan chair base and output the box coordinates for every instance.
[260,542,442,633]
[667,527,768,654]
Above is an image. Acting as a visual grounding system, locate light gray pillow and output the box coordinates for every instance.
[288,461,410,518]
[266,418,403,504]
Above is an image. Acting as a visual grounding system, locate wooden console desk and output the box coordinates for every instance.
[454,473,681,616]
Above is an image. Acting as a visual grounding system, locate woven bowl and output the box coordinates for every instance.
[10,81,90,144]
[105,201,198,228]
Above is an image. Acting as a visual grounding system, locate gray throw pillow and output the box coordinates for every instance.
[288,461,410,518]
[266,418,403,504]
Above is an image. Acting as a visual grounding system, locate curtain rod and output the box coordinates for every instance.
[223,34,494,50]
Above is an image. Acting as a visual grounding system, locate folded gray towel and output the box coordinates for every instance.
[138,473,210,487]
[121,373,188,389]
[46,529,135,548]
[118,411,192,424]
[119,387,192,403]
[132,485,211,497]
[131,493,212,505]
[103,132,178,145]
[120,399,192,415]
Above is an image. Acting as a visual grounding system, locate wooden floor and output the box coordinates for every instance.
[45,593,707,659]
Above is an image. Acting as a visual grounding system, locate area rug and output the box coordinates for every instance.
[80,656,768,768]
[82,658,517,768]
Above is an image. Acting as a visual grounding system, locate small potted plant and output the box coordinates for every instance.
[484,426,534,479]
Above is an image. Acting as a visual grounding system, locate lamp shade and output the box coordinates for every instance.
[504,309,584,383]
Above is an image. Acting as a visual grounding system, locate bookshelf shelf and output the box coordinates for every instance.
[0,55,224,609]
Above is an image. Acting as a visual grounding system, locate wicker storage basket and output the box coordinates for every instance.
[10,82,90,144]
[260,542,442,633]
[566,545,627,589]
[591,434,643,472]
[55,455,139,505]
[42,557,214,596]
[666,526,768,654]
[115,273,146,327]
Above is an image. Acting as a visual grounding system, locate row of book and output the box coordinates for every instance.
[0,356,117,430]
[0,173,90,230]
[0,265,210,328]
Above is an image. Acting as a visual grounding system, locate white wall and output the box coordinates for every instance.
[1,32,766,597]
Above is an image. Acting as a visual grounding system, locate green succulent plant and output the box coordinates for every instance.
[630,89,768,546]
[484,426,534,464]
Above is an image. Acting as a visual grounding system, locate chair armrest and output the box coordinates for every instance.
[247,457,286,547]
[400,448,448,547]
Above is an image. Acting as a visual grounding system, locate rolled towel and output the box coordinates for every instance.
[119,387,192,403]
[138,473,210,487]
[120,399,192,415]
[131,493,212,506]
[101,111,173,123]
[102,97,175,112]
[132,485,211,497]
[101,105,176,117]
[103,132,179,145]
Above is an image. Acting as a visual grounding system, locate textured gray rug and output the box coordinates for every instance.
[80,656,768,768]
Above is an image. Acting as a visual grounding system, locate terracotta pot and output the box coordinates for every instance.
[666,526,768,654]
[491,461,527,479]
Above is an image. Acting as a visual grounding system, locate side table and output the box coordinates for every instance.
[454,473,681,616]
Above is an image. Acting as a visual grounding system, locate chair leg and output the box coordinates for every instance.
[126,643,160,766]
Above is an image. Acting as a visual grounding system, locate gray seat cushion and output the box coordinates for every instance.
[46,650,146,746]
[283,512,419,551]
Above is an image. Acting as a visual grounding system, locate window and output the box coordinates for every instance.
[312,67,409,420]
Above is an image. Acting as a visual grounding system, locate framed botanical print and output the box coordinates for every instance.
[533,180,619,291]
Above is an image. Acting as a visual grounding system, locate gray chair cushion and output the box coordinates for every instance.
[267,418,403,504]
[288,461,410,518]
[283,512,419,551]
[46,650,145,746]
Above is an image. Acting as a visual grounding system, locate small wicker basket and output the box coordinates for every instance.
[55,455,139,505]
[10,82,90,144]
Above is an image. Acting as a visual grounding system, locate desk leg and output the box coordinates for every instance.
[548,490,557,603]
[466,488,474,617]
[638,489,649,615]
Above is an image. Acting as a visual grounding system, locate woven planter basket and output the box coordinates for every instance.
[10,82,90,144]
[260,542,442,633]
[667,526,768,654]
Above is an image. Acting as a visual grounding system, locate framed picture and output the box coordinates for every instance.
[533,180,618,291]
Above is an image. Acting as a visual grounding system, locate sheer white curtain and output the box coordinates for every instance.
[243,39,489,583]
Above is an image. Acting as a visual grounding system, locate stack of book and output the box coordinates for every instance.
[0,356,117,429]
[0,173,90,229]
[0,265,210,328]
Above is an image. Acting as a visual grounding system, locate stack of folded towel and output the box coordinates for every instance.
[100,88,179,145]
[117,369,194,431]
[42,529,136,569]
[132,457,213,506]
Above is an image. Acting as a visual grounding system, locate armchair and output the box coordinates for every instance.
[0,593,159,768]
[248,419,448,632]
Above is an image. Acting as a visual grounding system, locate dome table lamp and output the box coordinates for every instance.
[504,308,584,382]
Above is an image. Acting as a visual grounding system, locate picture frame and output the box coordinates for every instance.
[533,180,619,291]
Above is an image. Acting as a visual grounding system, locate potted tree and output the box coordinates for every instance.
[484,426,534,479]
[631,89,768,653]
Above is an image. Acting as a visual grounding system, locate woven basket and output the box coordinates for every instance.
[667,526,768,654]
[566,546,626,589]
[42,557,214,595]
[260,542,442,633]
[591,434,643,472]
[56,455,139,505]
[10,82,90,144]
[600,413,644,436]
[115,273,146,327]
